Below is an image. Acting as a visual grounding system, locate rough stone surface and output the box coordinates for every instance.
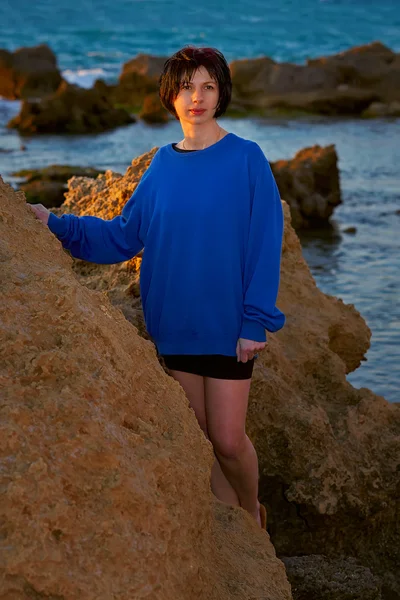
[271,144,341,229]
[0,176,292,599]
[282,555,382,600]
[49,148,400,598]
[0,43,62,100]
[7,80,136,135]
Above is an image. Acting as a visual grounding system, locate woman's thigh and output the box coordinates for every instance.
[204,377,252,457]
[168,370,208,434]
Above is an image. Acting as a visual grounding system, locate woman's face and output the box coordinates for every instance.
[173,66,220,124]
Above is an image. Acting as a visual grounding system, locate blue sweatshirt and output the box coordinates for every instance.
[47,132,285,356]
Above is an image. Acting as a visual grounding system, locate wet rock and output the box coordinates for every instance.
[7,80,136,134]
[0,43,63,100]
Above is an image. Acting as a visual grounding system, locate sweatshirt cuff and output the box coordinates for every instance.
[239,317,267,342]
[48,212,69,237]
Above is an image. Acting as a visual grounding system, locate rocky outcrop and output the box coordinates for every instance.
[139,92,170,123]
[49,147,400,598]
[13,165,106,208]
[7,80,136,134]
[0,176,292,599]
[282,555,382,600]
[230,41,400,116]
[0,43,63,100]
[111,53,169,110]
[271,144,341,229]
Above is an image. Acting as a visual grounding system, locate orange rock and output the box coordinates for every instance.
[0,176,292,599]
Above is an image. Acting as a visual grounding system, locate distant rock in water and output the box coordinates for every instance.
[0,176,293,600]
[229,41,400,116]
[271,144,341,229]
[0,43,63,100]
[7,80,136,135]
[13,165,107,208]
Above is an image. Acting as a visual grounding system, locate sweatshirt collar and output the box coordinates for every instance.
[166,132,234,157]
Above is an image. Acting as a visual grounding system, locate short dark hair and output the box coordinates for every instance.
[158,45,232,120]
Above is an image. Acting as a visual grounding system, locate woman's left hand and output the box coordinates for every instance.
[236,338,266,363]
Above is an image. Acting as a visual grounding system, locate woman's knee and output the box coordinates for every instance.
[210,430,247,459]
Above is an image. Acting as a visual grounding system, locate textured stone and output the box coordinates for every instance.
[0,176,292,599]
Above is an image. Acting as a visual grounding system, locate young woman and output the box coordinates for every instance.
[29,45,285,530]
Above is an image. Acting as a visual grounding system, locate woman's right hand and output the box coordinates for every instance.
[29,203,51,226]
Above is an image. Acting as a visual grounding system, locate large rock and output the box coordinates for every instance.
[13,165,106,208]
[0,176,292,599]
[271,144,341,229]
[7,80,136,134]
[112,53,169,110]
[0,43,63,100]
[230,41,399,116]
[50,148,399,597]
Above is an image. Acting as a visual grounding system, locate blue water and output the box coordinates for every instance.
[1,1,399,402]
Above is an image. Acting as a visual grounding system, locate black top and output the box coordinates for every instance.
[172,143,197,153]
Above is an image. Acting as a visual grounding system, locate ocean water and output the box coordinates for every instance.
[1,0,399,402]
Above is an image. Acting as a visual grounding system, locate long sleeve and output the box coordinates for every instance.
[47,165,154,264]
[239,150,286,342]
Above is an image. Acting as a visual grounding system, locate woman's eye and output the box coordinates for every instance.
[181,84,214,90]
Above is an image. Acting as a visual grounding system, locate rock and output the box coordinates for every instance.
[139,92,170,123]
[271,145,342,229]
[282,555,382,600]
[0,176,292,600]
[13,165,107,208]
[247,207,400,598]
[7,80,136,135]
[44,148,399,597]
[343,226,357,234]
[361,100,400,118]
[113,53,169,109]
[19,180,68,208]
[230,41,399,116]
[0,43,63,100]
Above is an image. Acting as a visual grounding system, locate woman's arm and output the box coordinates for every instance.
[30,166,153,264]
[239,148,286,342]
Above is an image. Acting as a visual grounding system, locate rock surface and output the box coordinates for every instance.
[112,53,169,110]
[7,80,136,134]
[230,41,399,116]
[0,176,292,599]
[282,555,382,600]
[49,147,400,598]
[0,43,62,100]
[271,144,341,229]
[13,165,107,208]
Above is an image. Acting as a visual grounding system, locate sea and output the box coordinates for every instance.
[1,0,399,402]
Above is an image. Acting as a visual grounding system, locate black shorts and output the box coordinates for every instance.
[161,354,256,380]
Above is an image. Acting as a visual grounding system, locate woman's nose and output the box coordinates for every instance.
[192,89,204,102]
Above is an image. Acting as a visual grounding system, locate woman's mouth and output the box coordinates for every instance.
[190,109,206,115]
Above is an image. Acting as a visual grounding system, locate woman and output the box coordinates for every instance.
[29,45,286,530]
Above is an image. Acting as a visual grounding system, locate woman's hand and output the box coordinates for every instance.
[28,203,50,226]
[236,338,266,363]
